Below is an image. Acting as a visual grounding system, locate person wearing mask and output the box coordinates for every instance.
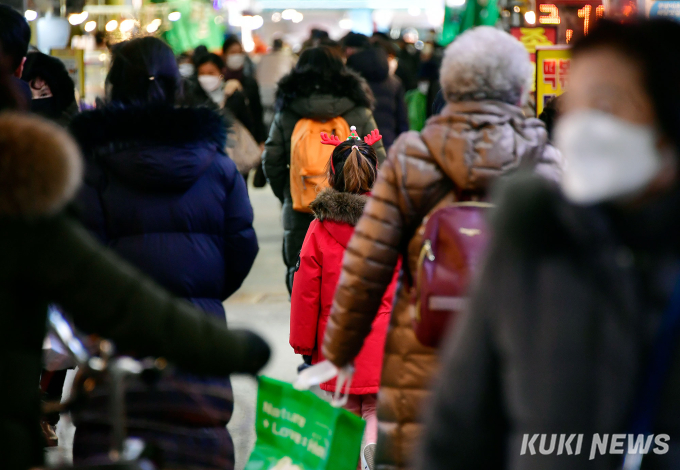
[222,35,266,144]
[417,19,680,470]
[70,36,258,470]
[321,27,561,470]
[262,46,385,294]
[347,43,408,152]
[21,51,78,126]
[0,110,269,470]
[0,5,32,106]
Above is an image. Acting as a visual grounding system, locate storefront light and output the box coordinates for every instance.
[272,12,282,22]
[84,20,97,32]
[119,19,135,32]
[339,18,353,29]
[168,11,181,22]
[281,9,297,20]
[292,11,304,23]
[146,18,162,33]
[408,7,422,16]
[68,12,88,26]
[446,0,466,6]
[251,15,264,29]
[24,10,37,21]
[105,20,118,32]
[524,10,536,24]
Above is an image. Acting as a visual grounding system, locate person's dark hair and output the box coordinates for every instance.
[194,52,225,74]
[327,139,378,194]
[272,38,284,51]
[0,5,31,71]
[342,32,370,50]
[572,19,680,154]
[222,35,242,55]
[22,52,76,112]
[295,46,344,76]
[538,94,564,141]
[311,29,329,40]
[107,37,180,106]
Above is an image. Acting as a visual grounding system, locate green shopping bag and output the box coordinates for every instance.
[245,376,365,470]
[404,89,428,132]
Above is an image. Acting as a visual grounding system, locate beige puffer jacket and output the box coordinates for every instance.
[322,101,562,470]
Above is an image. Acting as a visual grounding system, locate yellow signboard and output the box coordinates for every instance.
[535,46,571,116]
[50,49,85,98]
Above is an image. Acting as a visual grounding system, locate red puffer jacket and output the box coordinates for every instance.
[290,188,399,394]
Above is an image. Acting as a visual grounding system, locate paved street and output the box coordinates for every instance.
[52,185,300,470]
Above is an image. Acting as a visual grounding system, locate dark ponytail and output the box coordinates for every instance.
[327,139,378,194]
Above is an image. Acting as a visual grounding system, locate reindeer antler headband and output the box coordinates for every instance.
[321,126,382,173]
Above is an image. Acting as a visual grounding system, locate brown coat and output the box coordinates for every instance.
[322,101,562,470]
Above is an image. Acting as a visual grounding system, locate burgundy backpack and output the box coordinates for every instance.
[411,201,492,348]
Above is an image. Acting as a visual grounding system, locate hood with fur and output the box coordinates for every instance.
[275,68,374,118]
[0,112,82,217]
[310,188,367,226]
[70,105,226,192]
[347,47,389,84]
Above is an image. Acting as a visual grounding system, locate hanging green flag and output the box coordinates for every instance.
[440,0,500,46]
[162,0,225,54]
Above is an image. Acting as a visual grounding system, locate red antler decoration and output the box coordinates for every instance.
[320,132,342,147]
[363,129,383,146]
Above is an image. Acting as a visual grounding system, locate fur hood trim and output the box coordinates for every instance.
[0,113,83,217]
[69,104,226,155]
[275,68,374,112]
[310,188,367,226]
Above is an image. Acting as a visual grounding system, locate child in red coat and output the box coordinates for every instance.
[290,128,398,455]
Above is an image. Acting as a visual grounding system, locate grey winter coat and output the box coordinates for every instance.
[262,68,385,292]
[417,175,680,470]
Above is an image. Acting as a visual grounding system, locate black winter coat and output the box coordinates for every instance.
[417,175,680,470]
[262,67,385,292]
[347,48,409,150]
[0,113,268,470]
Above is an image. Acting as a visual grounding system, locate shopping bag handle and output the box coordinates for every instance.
[293,360,354,408]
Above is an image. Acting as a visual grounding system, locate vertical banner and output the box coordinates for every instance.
[510,27,557,92]
[50,49,85,98]
[535,46,571,116]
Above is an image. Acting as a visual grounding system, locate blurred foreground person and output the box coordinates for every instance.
[71,36,258,470]
[0,111,269,470]
[417,19,680,470]
[262,46,385,294]
[22,51,78,126]
[0,4,31,106]
[322,27,561,470]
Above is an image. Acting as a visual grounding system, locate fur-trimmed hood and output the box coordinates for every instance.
[310,188,368,226]
[70,105,227,191]
[0,112,82,217]
[275,68,374,118]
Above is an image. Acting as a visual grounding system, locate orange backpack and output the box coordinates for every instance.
[289,117,350,213]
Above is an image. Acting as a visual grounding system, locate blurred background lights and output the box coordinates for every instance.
[281,9,297,20]
[339,18,353,29]
[119,19,135,32]
[214,15,224,25]
[146,18,162,33]
[525,10,536,24]
[251,15,264,29]
[105,20,118,32]
[24,10,38,21]
[168,11,181,21]
[446,0,467,5]
[84,20,97,32]
[408,7,422,16]
[68,12,88,26]
[291,11,304,23]
[271,12,282,22]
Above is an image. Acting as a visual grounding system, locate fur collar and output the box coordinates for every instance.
[275,68,374,112]
[69,104,226,155]
[310,188,367,226]
[0,113,82,216]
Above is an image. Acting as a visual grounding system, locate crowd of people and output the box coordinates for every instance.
[3,3,680,470]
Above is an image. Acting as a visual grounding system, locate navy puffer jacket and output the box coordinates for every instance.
[71,104,258,317]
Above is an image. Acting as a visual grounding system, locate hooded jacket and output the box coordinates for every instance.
[262,67,386,293]
[0,113,268,470]
[71,105,257,317]
[290,189,398,394]
[418,175,680,470]
[322,101,562,470]
[347,47,409,150]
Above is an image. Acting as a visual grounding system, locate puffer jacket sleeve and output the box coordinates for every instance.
[262,112,289,203]
[322,131,446,366]
[76,162,108,243]
[222,158,258,298]
[32,215,269,376]
[289,221,323,355]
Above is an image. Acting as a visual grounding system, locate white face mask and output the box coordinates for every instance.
[198,74,223,93]
[555,110,665,205]
[388,57,398,76]
[178,63,194,78]
[226,53,246,70]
